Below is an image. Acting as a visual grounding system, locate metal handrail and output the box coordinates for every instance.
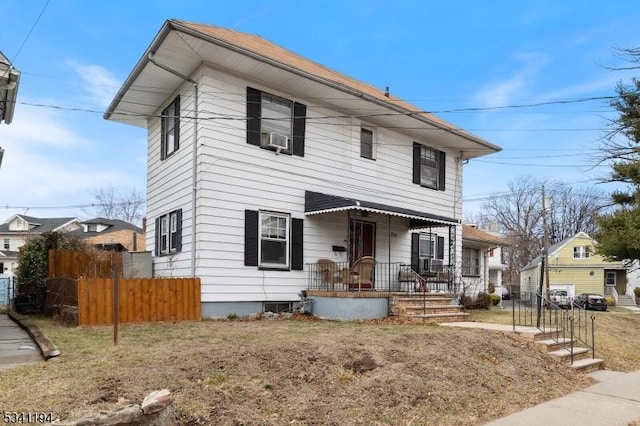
[512,291,596,364]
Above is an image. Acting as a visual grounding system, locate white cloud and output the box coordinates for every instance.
[68,62,120,108]
[474,51,550,108]
[2,104,86,148]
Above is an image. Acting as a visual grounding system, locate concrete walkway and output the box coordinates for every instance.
[441,321,640,425]
[486,369,640,425]
[0,313,42,371]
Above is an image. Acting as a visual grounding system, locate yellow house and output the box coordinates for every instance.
[520,232,627,300]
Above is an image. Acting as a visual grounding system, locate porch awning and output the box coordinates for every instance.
[304,191,460,228]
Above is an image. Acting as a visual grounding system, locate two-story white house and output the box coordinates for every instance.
[105,19,501,318]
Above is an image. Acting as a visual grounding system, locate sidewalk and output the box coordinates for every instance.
[485,369,640,425]
[0,313,42,371]
[441,321,640,425]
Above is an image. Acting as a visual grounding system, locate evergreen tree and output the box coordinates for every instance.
[595,48,640,260]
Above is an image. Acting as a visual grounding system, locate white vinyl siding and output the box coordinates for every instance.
[146,68,462,302]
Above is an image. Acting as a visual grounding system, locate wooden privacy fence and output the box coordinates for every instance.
[78,277,201,326]
[49,249,121,278]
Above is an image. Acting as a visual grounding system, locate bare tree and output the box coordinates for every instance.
[88,186,145,226]
[478,176,607,287]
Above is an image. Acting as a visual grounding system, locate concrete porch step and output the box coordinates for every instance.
[617,295,637,306]
[403,305,465,315]
[411,312,470,323]
[548,346,590,363]
[569,357,604,373]
[535,337,576,353]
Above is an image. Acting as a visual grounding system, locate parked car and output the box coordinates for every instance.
[574,293,608,311]
[545,289,570,309]
[501,287,511,300]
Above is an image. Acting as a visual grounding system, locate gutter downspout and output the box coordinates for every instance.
[148,54,199,277]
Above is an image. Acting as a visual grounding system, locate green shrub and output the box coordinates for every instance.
[489,294,501,306]
[604,295,616,306]
[488,282,495,294]
[473,292,492,310]
[634,287,640,298]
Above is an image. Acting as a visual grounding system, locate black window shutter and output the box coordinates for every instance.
[292,102,306,157]
[411,233,419,271]
[160,110,167,160]
[244,210,259,266]
[174,95,181,152]
[176,209,183,252]
[246,87,262,146]
[438,150,446,191]
[412,143,421,185]
[437,236,445,260]
[291,218,304,270]
[154,217,160,256]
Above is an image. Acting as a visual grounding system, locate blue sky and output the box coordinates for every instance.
[1,0,638,223]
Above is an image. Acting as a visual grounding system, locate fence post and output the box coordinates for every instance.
[591,315,596,359]
[113,265,120,346]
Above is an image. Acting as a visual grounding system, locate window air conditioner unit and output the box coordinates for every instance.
[266,132,290,151]
[421,258,443,273]
[430,259,444,272]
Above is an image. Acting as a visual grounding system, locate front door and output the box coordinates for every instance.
[349,219,375,265]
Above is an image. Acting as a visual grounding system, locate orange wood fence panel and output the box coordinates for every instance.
[77,277,201,326]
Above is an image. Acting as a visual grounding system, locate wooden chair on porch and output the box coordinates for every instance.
[344,256,376,290]
[317,259,343,290]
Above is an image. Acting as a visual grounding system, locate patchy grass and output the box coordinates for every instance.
[0,315,597,425]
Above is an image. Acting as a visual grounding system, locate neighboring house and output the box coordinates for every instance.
[520,232,627,301]
[0,51,20,125]
[69,217,146,252]
[0,214,145,277]
[461,224,508,297]
[0,214,81,277]
[104,19,501,317]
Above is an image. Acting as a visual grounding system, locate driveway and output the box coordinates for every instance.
[0,313,42,371]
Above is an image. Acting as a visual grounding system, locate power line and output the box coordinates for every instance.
[10,0,50,64]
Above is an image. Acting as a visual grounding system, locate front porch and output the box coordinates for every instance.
[305,261,467,322]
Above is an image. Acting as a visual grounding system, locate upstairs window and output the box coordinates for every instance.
[573,246,591,259]
[360,127,375,159]
[247,87,306,156]
[161,96,180,160]
[3,239,9,250]
[412,142,446,191]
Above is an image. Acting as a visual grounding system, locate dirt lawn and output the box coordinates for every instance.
[0,315,596,425]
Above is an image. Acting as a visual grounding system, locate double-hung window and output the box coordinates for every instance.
[259,212,290,267]
[261,94,293,152]
[573,246,591,259]
[412,142,446,190]
[462,248,481,276]
[411,233,444,273]
[155,209,182,256]
[360,127,375,159]
[161,96,180,160]
[246,87,306,156]
[244,210,304,270]
[3,239,9,250]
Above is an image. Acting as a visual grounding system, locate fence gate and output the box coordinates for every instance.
[0,277,13,307]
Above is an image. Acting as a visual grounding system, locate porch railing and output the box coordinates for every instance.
[306,261,455,293]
